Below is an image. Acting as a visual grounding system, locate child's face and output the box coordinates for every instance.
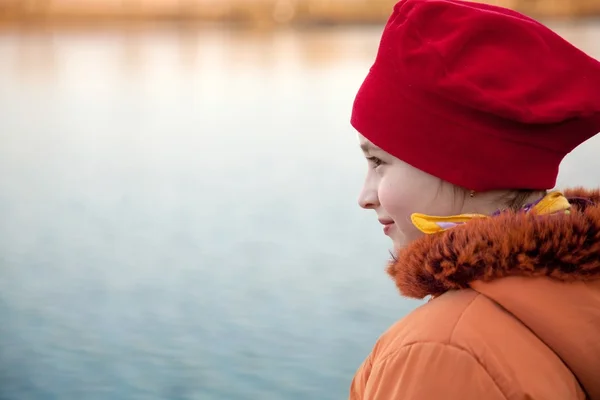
[357,134,462,248]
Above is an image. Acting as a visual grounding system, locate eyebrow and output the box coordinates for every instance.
[360,142,377,153]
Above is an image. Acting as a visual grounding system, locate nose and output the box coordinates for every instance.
[358,178,379,210]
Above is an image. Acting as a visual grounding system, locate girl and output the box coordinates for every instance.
[349,1,600,399]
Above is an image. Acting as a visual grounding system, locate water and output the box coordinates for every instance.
[0,22,599,400]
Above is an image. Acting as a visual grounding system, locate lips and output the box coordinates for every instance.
[379,219,395,235]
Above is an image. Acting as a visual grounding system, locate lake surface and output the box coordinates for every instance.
[1,21,600,400]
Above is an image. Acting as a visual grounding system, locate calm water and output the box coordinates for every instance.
[1,22,600,400]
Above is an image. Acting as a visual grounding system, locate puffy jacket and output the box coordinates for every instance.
[350,188,600,400]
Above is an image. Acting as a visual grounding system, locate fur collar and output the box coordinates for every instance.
[388,188,600,299]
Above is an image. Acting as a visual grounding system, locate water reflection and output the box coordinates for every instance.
[0,25,381,81]
[10,27,57,83]
[120,25,146,73]
[4,20,600,83]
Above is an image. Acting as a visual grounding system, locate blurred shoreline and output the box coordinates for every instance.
[2,0,600,30]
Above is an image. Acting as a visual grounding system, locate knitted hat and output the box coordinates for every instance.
[351,0,600,191]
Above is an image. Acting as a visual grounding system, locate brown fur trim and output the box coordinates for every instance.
[388,188,600,299]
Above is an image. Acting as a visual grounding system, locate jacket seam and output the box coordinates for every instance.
[376,292,481,367]
[475,291,590,398]
[449,292,480,343]
[374,341,509,400]
[373,294,509,399]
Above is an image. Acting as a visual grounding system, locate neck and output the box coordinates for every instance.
[464,190,547,216]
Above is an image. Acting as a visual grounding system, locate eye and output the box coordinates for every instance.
[367,156,384,168]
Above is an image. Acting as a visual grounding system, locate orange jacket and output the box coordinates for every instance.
[350,188,600,400]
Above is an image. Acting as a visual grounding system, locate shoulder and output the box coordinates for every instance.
[371,288,551,370]
[351,290,491,389]
[351,288,582,400]
[372,289,492,356]
[350,290,510,399]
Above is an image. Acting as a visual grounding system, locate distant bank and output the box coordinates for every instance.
[1,0,599,28]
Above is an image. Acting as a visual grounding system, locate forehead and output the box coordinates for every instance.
[357,134,380,153]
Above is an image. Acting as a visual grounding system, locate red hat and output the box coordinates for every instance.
[351,0,600,191]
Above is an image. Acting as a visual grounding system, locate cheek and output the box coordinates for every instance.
[378,178,423,231]
[377,166,452,246]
